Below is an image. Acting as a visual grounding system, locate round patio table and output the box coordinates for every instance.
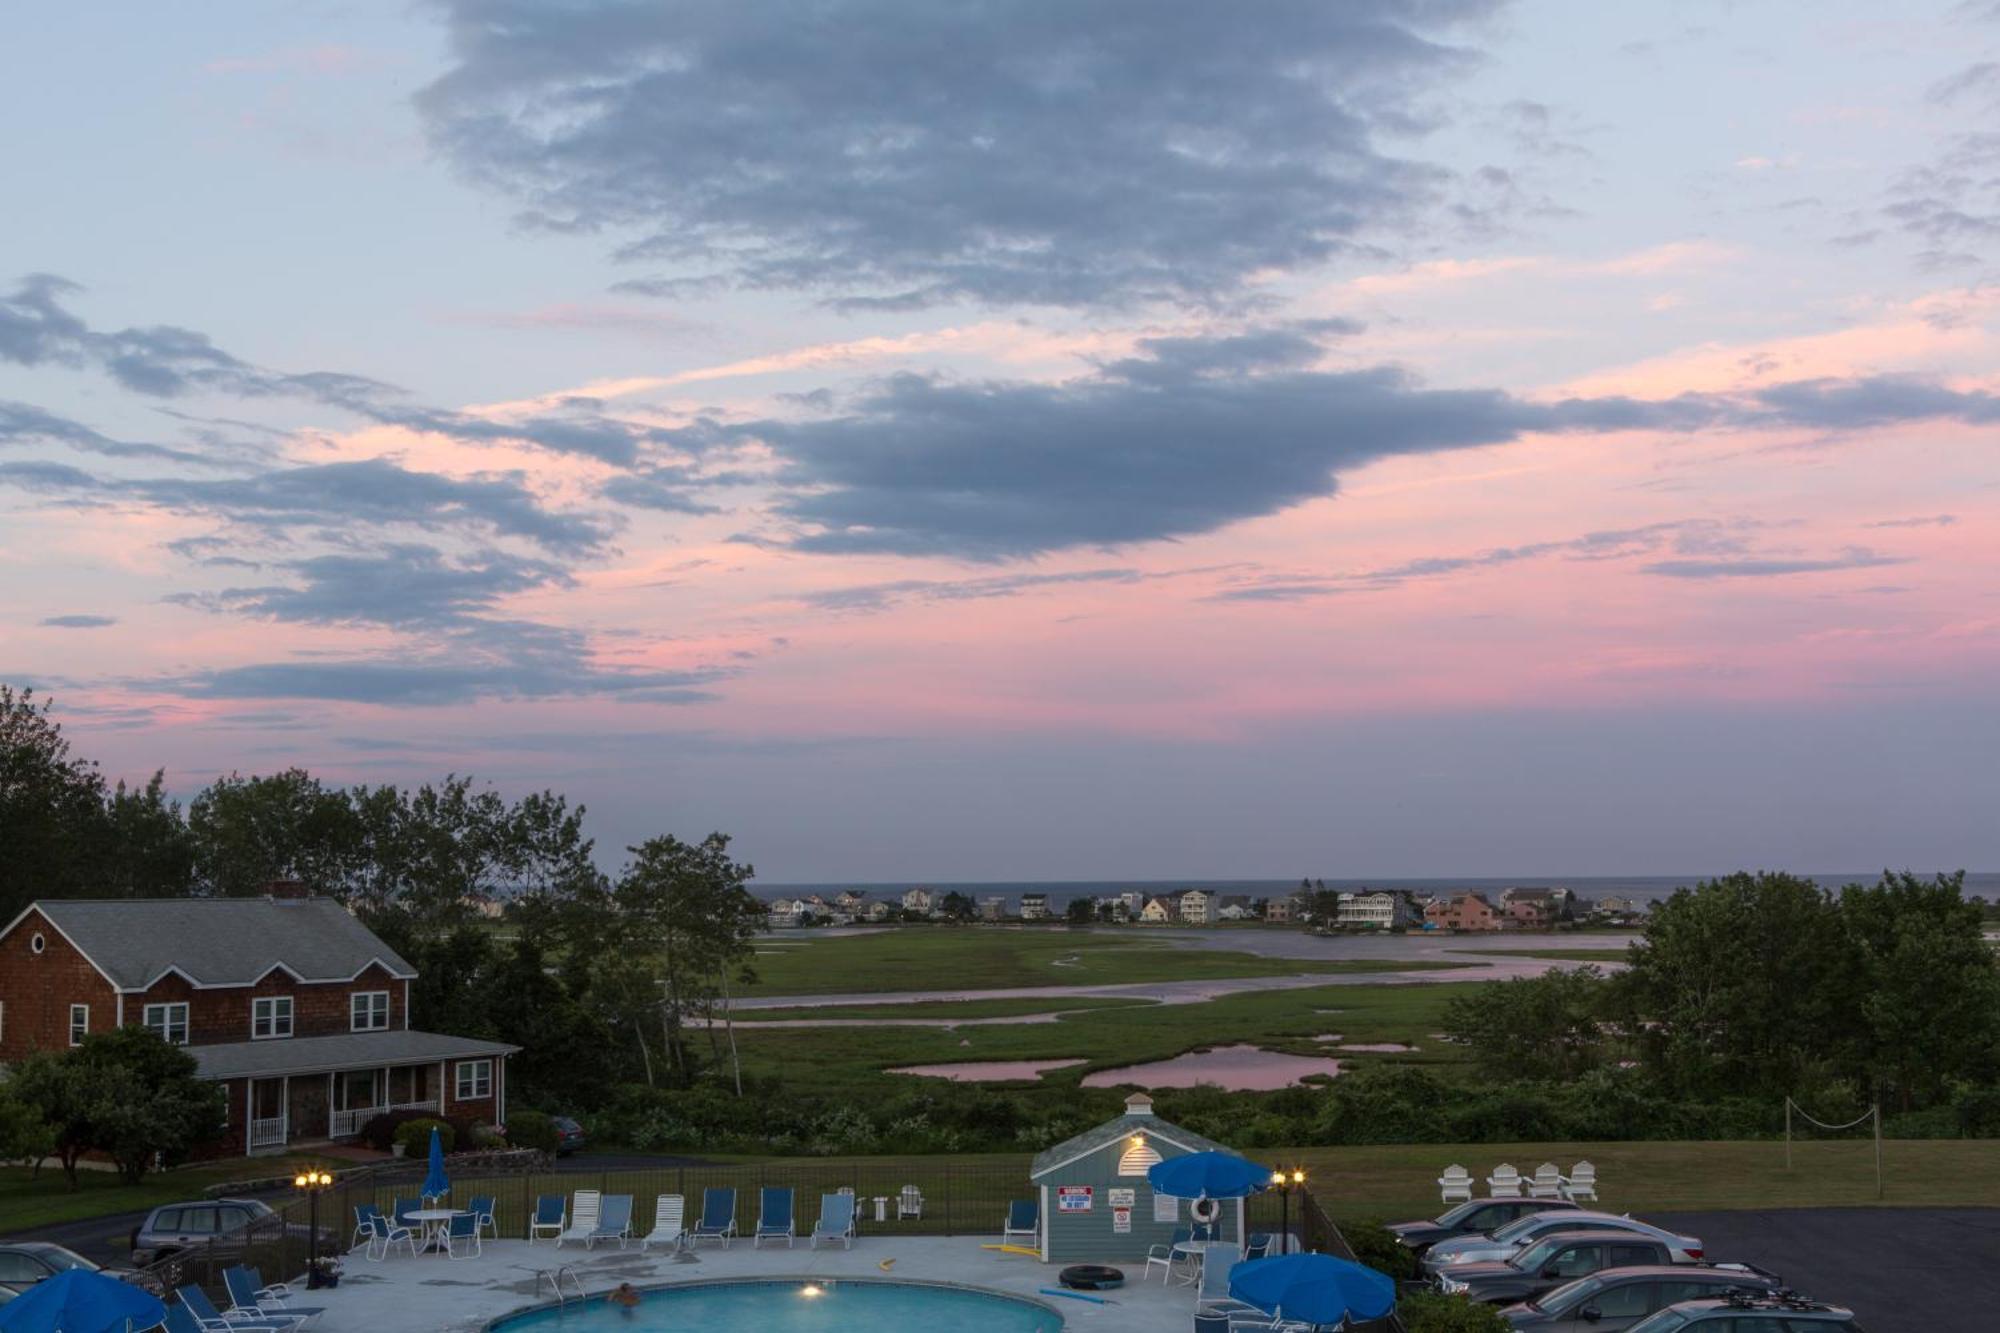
[1171,1239,1217,1286]
[404,1208,465,1256]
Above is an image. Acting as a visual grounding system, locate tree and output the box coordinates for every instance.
[0,686,111,920]
[73,1027,224,1182]
[188,769,362,897]
[938,891,977,922]
[100,772,196,897]
[7,1052,129,1188]
[1443,966,1612,1082]
[0,1083,55,1170]
[1065,897,1096,925]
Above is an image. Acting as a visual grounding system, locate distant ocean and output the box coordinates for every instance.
[756,872,2000,912]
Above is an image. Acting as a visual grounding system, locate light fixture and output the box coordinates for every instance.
[1130,1134,1145,1147]
[1270,1170,1286,1188]
[801,1284,824,1298]
[1291,1168,1305,1186]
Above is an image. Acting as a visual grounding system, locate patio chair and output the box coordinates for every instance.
[1243,1233,1274,1261]
[692,1187,738,1247]
[556,1189,601,1248]
[642,1194,686,1251]
[1146,1226,1193,1283]
[755,1186,795,1248]
[364,1212,417,1261]
[446,1211,483,1259]
[812,1192,857,1249]
[1486,1163,1523,1198]
[350,1202,383,1252]
[1002,1198,1038,1247]
[589,1194,634,1249]
[238,1266,298,1303]
[391,1197,420,1229]
[898,1184,924,1219]
[1563,1161,1598,1202]
[223,1267,324,1327]
[467,1193,498,1240]
[528,1194,565,1243]
[1437,1164,1474,1203]
[177,1285,296,1333]
[1527,1163,1565,1199]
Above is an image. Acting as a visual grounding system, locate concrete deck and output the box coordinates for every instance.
[305,1236,1195,1331]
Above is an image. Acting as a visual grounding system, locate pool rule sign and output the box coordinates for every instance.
[1058,1185,1094,1213]
[1107,1187,1134,1233]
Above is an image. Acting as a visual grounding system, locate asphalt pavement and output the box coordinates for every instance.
[1651,1207,2000,1333]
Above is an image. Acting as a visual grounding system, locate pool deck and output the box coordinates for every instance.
[302,1236,1195,1331]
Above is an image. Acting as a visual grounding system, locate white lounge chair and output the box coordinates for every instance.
[1145,1226,1192,1283]
[1437,1164,1474,1203]
[556,1189,600,1248]
[642,1194,685,1251]
[898,1184,924,1219]
[811,1192,856,1249]
[1527,1163,1565,1198]
[588,1194,633,1249]
[1563,1161,1598,1202]
[1486,1164,1523,1198]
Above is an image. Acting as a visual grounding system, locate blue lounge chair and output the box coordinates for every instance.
[446,1211,483,1258]
[754,1187,795,1248]
[811,1192,855,1249]
[589,1193,634,1249]
[223,1267,325,1327]
[176,1286,295,1333]
[692,1187,737,1247]
[529,1193,565,1243]
[467,1193,498,1240]
[1003,1199,1038,1246]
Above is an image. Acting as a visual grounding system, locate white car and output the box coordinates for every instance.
[1421,1210,1703,1273]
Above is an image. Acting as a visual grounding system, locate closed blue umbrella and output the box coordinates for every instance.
[1147,1150,1272,1201]
[422,1125,450,1200]
[0,1269,166,1333]
[1227,1252,1396,1329]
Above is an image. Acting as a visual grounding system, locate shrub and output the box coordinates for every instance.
[1399,1290,1512,1333]
[507,1109,560,1155]
[1344,1218,1419,1282]
[359,1108,438,1153]
[393,1117,454,1156]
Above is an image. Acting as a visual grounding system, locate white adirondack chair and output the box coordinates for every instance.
[1563,1161,1598,1201]
[1437,1164,1474,1203]
[1486,1164,1523,1198]
[1527,1162,1565,1198]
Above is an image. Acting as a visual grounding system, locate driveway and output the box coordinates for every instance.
[1651,1207,2000,1333]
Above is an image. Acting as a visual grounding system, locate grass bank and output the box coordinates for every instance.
[0,1156,316,1231]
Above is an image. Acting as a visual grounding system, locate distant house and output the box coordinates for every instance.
[461,893,505,920]
[835,890,868,912]
[1179,889,1214,925]
[1140,897,1176,924]
[1500,888,1563,928]
[901,887,935,916]
[1337,891,1414,930]
[1263,898,1293,923]
[0,893,515,1158]
[979,895,1008,921]
[1597,895,1637,914]
[1216,903,1255,921]
[766,898,803,928]
[1425,892,1501,932]
[1020,893,1051,921]
[865,900,894,922]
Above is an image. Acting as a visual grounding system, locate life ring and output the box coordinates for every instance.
[1058,1264,1125,1291]
[1190,1197,1222,1226]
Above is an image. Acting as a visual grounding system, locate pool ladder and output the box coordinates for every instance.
[536,1266,586,1307]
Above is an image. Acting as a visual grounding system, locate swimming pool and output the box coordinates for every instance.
[488,1278,1064,1332]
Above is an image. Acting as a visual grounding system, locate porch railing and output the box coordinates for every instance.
[248,1115,288,1150]
[330,1098,440,1139]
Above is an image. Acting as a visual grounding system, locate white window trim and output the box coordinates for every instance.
[455,1059,492,1100]
[350,990,390,1032]
[68,1003,89,1046]
[251,995,293,1040]
[143,1001,190,1045]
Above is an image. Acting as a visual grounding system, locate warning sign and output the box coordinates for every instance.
[1112,1207,1132,1234]
[1057,1185,1094,1213]
[1107,1188,1136,1208]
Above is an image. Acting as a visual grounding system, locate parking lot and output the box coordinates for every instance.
[1651,1207,2000,1333]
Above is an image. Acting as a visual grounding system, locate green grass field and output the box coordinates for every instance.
[734,996,1152,1022]
[740,927,1468,995]
[1454,947,1629,963]
[0,1156,317,1231]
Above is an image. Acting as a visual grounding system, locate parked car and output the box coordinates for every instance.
[553,1115,586,1155]
[1438,1232,1678,1305]
[1391,1197,1581,1255]
[129,1199,337,1268]
[1626,1291,1864,1332]
[1424,1210,1703,1274]
[0,1241,160,1297]
[1501,1264,1783,1330]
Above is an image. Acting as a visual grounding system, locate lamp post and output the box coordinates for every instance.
[293,1169,334,1286]
[1268,1167,1307,1254]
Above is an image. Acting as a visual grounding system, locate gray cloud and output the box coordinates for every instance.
[799,568,1145,613]
[169,544,571,630]
[165,657,723,707]
[1865,513,1956,529]
[1642,547,1905,579]
[39,614,117,628]
[0,399,226,466]
[418,0,1499,309]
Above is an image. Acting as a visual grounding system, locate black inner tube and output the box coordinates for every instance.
[1058,1264,1125,1290]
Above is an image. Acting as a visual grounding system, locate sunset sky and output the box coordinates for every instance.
[4,1,1997,880]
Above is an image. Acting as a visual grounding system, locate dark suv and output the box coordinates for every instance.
[1438,1230,1674,1305]
[1626,1291,1864,1332]
[130,1199,336,1267]
[1503,1266,1782,1331]
[1391,1198,1581,1256]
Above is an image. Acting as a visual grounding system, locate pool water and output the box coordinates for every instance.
[490,1279,1063,1332]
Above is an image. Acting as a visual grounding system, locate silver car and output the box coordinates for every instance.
[1424,1210,1703,1273]
[1502,1265,1781,1331]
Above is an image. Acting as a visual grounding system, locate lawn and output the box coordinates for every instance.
[734,996,1152,1021]
[740,927,1468,996]
[1454,947,1629,963]
[0,1155,317,1231]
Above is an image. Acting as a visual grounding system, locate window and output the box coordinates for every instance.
[0,1252,48,1284]
[219,1205,252,1233]
[1547,1244,1602,1278]
[1591,1281,1655,1317]
[152,1208,183,1232]
[30,931,46,954]
[1610,1244,1660,1267]
[143,1002,189,1045]
[177,1206,220,1236]
[68,1004,89,1046]
[350,990,390,1031]
[251,996,292,1039]
[455,1059,493,1100]
[1116,1138,1162,1176]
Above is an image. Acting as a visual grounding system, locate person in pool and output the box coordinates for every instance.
[608,1283,641,1316]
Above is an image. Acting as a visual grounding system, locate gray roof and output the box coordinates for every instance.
[1030,1102,1233,1179]
[192,1029,518,1081]
[29,898,415,989]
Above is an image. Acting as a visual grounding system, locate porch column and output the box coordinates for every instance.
[326,1073,334,1138]
[243,1081,253,1158]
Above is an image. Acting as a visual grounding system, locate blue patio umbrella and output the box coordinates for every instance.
[1227,1252,1396,1329]
[0,1269,167,1333]
[422,1124,450,1200]
[1147,1150,1273,1201]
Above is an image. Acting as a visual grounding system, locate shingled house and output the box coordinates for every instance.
[0,893,517,1157]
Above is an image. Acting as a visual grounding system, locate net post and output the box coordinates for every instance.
[1783,1098,1791,1171]
[1873,1102,1883,1200]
